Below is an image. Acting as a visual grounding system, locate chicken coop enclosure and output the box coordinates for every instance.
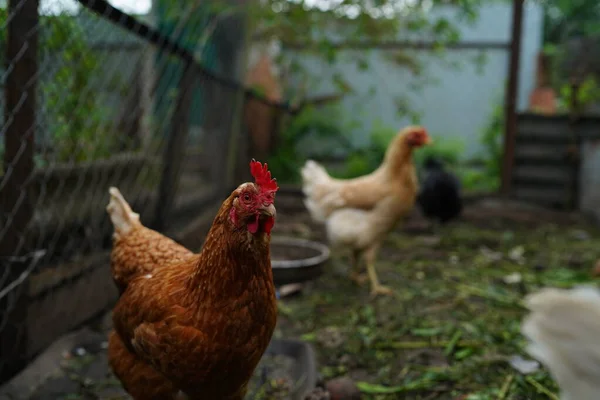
[511,113,600,218]
[0,0,290,383]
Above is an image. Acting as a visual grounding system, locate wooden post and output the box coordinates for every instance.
[501,0,524,195]
[568,79,582,210]
[153,63,195,231]
[0,0,39,382]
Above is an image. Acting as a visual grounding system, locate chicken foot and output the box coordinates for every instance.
[349,249,368,285]
[364,246,394,297]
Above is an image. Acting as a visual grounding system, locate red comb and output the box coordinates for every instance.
[250,159,279,193]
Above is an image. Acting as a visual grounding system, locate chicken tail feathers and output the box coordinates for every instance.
[107,187,141,238]
[301,160,334,223]
[301,160,331,195]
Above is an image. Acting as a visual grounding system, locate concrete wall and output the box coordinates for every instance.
[285,2,544,159]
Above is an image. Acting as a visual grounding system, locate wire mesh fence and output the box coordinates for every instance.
[0,0,291,383]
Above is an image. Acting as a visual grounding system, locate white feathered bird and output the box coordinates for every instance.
[300,126,431,296]
[521,285,600,400]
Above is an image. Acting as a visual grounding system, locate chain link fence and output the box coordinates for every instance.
[0,0,291,384]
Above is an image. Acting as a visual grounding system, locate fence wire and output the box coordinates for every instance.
[0,0,273,384]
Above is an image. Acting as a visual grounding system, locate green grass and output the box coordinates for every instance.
[28,198,600,400]
[273,204,600,400]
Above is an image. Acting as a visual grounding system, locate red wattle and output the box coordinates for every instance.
[264,217,275,234]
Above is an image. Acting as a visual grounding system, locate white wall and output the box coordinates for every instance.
[284,2,544,159]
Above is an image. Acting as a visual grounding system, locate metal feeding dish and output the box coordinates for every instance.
[247,339,318,400]
[270,237,330,286]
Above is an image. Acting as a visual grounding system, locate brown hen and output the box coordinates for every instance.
[107,188,194,294]
[107,160,279,400]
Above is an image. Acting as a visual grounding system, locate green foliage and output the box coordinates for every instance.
[338,122,465,179]
[542,0,600,104]
[336,103,504,193]
[336,122,394,179]
[0,10,118,164]
[266,104,353,183]
[414,137,465,168]
[457,100,503,193]
[459,167,498,193]
[557,76,600,110]
[543,0,600,44]
[480,101,503,183]
[42,15,116,162]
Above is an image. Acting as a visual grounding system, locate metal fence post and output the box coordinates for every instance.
[0,0,39,381]
[153,63,195,231]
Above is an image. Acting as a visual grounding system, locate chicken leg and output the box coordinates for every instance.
[364,246,394,297]
[349,249,368,285]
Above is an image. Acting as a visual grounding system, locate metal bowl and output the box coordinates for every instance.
[264,339,318,400]
[270,237,330,286]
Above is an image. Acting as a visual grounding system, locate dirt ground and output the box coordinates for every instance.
[273,194,599,399]
[4,194,599,400]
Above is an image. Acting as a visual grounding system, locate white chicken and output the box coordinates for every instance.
[521,285,600,400]
[301,126,431,296]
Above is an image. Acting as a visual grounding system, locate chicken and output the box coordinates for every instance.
[417,156,462,227]
[106,160,279,400]
[301,126,431,296]
[107,188,194,294]
[521,286,600,400]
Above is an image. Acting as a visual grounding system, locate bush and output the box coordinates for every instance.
[267,104,353,183]
[338,122,465,179]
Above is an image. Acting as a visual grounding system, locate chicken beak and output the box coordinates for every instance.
[424,136,433,145]
[259,203,276,218]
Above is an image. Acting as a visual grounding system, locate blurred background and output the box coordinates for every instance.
[1,0,600,398]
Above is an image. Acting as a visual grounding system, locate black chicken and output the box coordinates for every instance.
[417,156,463,226]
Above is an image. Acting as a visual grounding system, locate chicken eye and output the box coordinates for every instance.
[242,193,252,202]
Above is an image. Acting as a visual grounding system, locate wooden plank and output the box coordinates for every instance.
[517,117,570,138]
[154,62,196,231]
[518,113,569,124]
[513,156,568,166]
[512,165,573,184]
[513,143,568,163]
[0,0,40,383]
[516,133,571,145]
[578,120,600,140]
[512,186,570,208]
[517,114,600,140]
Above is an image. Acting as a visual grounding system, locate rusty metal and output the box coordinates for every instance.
[501,0,525,195]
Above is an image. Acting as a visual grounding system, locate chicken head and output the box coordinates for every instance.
[402,126,431,147]
[229,159,278,235]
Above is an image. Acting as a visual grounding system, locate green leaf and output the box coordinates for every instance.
[411,327,443,337]
[356,382,406,394]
